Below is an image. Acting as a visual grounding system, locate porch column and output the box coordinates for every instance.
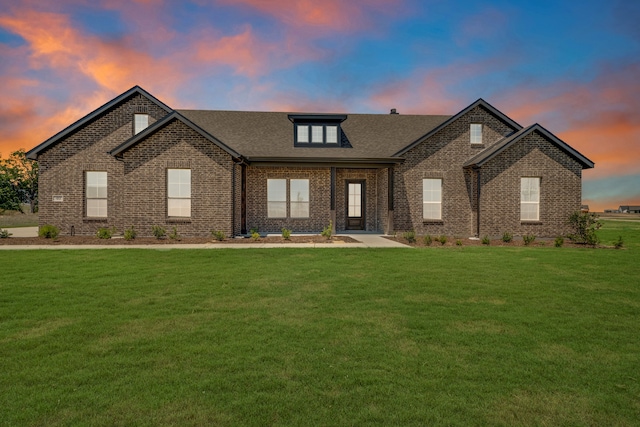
[330,167,336,234]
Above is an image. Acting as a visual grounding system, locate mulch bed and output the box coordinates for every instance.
[383,235,593,248]
[0,235,358,245]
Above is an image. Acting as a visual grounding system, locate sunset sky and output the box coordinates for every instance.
[1,0,638,211]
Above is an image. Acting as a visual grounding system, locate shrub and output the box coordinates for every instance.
[152,225,166,239]
[211,230,225,241]
[281,228,291,240]
[523,234,536,246]
[96,227,114,239]
[554,236,564,247]
[321,221,332,240]
[423,235,432,246]
[251,231,260,241]
[249,226,259,235]
[568,211,602,245]
[168,226,180,240]
[124,226,137,241]
[402,230,416,243]
[0,229,12,238]
[455,239,462,246]
[438,235,447,245]
[502,232,513,243]
[614,236,624,249]
[481,235,490,245]
[39,224,59,239]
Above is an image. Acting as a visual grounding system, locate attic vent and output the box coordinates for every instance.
[390,108,398,114]
[134,105,149,114]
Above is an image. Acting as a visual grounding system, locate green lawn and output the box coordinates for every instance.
[1,224,639,426]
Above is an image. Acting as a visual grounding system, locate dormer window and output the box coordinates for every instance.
[134,114,149,134]
[290,114,347,147]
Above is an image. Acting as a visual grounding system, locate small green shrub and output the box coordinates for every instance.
[124,226,137,241]
[614,236,624,249]
[502,232,513,243]
[539,241,546,246]
[455,239,462,246]
[152,225,166,239]
[39,224,59,239]
[554,236,564,247]
[424,235,432,246]
[438,235,447,245]
[481,235,490,245]
[567,211,602,245]
[0,229,12,238]
[402,230,416,243]
[321,221,332,240]
[249,226,259,235]
[168,226,180,240]
[251,231,260,241]
[523,234,536,246]
[282,228,291,240]
[211,230,225,241]
[96,227,114,239]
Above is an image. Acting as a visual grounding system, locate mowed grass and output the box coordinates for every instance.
[1,225,639,425]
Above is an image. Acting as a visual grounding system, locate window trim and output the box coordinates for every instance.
[86,171,108,218]
[470,123,483,144]
[422,178,442,221]
[520,177,540,221]
[167,168,191,218]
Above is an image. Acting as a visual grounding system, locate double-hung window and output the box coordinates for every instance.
[423,178,442,220]
[86,171,107,217]
[470,123,482,144]
[521,177,540,221]
[167,169,191,217]
[267,178,310,218]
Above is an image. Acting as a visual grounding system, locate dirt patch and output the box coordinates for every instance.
[0,235,358,246]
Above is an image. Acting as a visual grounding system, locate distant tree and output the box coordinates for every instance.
[0,150,38,213]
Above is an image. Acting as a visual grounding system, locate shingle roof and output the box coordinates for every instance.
[463,123,595,169]
[176,109,450,160]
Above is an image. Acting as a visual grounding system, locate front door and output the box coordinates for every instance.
[345,180,365,230]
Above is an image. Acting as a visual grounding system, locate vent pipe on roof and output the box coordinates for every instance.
[390,108,398,114]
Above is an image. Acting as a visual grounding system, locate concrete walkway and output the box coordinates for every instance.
[0,228,409,249]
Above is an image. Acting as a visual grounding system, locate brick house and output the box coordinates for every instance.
[26,86,594,238]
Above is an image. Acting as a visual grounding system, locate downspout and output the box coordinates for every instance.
[476,167,481,238]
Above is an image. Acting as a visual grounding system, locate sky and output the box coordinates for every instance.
[0,0,638,211]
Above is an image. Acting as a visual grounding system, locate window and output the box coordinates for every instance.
[168,169,191,217]
[423,178,442,220]
[296,125,309,143]
[470,123,482,144]
[521,177,540,221]
[134,114,149,134]
[290,179,309,218]
[267,178,310,218]
[294,124,341,145]
[86,171,107,217]
[267,179,287,218]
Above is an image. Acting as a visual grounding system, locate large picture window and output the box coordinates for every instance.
[267,178,310,218]
[521,177,540,221]
[168,169,191,217]
[86,171,107,217]
[423,178,442,220]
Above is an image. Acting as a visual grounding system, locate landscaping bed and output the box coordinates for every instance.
[383,235,591,248]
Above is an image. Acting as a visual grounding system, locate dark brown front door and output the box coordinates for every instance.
[345,180,365,230]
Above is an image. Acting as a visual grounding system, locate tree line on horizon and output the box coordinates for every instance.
[0,150,38,214]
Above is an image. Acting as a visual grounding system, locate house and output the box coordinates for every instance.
[619,206,640,214]
[581,205,589,213]
[26,86,594,238]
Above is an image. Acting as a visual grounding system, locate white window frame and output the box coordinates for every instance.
[290,179,309,218]
[86,171,107,218]
[134,114,149,134]
[470,123,482,144]
[521,177,540,221]
[267,179,287,218]
[167,169,191,217]
[423,178,442,220]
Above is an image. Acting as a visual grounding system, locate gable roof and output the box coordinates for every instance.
[392,98,523,157]
[177,109,450,161]
[26,86,172,160]
[463,123,595,169]
[109,111,242,159]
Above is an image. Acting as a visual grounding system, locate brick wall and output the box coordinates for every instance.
[479,131,583,237]
[335,168,379,231]
[121,119,235,237]
[37,93,168,235]
[393,105,517,236]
